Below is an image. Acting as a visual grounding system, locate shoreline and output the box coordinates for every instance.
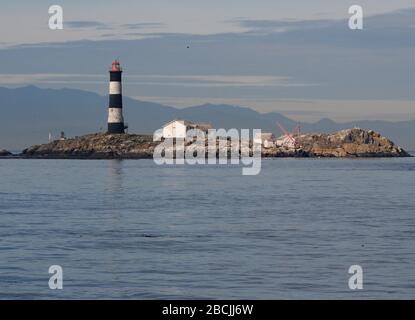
[1,156,413,160]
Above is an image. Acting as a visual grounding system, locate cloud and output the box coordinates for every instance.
[121,22,164,30]
[0,74,315,88]
[228,18,336,33]
[229,6,415,34]
[62,21,165,39]
[130,75,317,88]
[365,6,415,29]
[65,20,111,30]
[0,74,105,86]
[99,33,117,38]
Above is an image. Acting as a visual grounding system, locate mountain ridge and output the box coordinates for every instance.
[0,85,414,150]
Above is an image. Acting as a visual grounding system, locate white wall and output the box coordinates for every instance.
[162,121,187,138]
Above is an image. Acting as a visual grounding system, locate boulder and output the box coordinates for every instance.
[0,149,12,156]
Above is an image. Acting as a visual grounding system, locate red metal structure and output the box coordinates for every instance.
[276,122,297,145]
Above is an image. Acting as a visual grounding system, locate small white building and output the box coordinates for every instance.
[162,120,212,138]
[254,132,275,149]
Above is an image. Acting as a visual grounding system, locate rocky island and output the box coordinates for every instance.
[18,128,410,159]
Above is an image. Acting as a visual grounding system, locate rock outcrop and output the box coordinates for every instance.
[300,128,409,157]
[22,134,155,159]
[263,128,409,157]
[0,149,12,157]
[20,128,410,159]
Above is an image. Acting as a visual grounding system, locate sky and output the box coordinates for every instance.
[0,0,414,122]
[2,0,415,45]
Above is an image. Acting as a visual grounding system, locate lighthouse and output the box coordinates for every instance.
[107,60,126,134]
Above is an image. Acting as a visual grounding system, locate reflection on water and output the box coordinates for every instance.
[105,159,124,194]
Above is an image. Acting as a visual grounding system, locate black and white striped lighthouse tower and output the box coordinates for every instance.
[107,60,126,134]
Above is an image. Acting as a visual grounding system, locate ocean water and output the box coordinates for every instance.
[0,158,415,299]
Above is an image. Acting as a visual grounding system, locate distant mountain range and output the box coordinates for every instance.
[0,86,414,150]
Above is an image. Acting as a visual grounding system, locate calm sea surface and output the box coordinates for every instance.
[0,158,415,299]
